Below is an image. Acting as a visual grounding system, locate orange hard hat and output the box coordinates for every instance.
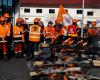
[0,16,5,21]
[55,19,61,24]
[4,13,10,18]
[73,19,77,23]
[92,21,96,26]
[34,18,41,22]
[17,18,23,22]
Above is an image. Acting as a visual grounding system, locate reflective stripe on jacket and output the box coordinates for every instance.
[13,26,24,42]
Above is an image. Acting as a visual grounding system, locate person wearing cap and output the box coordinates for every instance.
[43,21,55,43]
[88,21,98,36]
[0,16,8,60]
[87,21,98,47]
[28,18,41,61]
[13,18,24,58]
[3,12,12,58]
[53,19,64,43]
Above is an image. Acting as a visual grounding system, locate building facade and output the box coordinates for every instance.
[14,0,100,26]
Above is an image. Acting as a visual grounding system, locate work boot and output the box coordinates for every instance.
[3,54,8,61]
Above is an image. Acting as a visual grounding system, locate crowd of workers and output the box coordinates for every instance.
[0,12,99,61]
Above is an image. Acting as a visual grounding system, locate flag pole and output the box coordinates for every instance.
[81,0,84,38]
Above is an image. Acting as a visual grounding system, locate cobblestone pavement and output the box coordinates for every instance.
[0,58,30,80]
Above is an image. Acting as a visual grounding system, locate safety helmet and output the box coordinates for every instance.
[72,19,77,23]
[34,18,41,23]
[0,16,5,21]
[16,18,23,22]
[4,13,10,18]
[92,21,96,26]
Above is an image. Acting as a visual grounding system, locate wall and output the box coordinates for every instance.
[19,7,100,27]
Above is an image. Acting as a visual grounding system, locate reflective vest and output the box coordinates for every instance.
[0,25,7,43]
[29,25,41,42]
[68,25,78,37]
[43,26,55,39]
[13,26,24,42]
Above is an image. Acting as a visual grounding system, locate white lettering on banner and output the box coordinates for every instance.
[63,14,72,26]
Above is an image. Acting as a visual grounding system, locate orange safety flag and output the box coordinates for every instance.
[57,4,68,22]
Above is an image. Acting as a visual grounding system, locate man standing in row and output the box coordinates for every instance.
[28,18,41,61]
[4,13,12,58]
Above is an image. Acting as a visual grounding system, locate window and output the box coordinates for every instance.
[25,18,29,20]
[77,10,82,14]
[8,0,12,6]
[49,9,55,13]
[3,0,7,6]
[0,0,2,6]
[87,11,93,16]
[66,10,68,12]
[24,9,30,13]
[36,9,42,13]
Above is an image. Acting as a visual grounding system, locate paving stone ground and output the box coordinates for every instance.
[0,58,30,80]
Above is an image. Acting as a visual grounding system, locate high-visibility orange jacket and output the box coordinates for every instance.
[0,25,7,43]
[88,28,98,36]
[13,26,24,42]
[29,24,41,42]
[60,26,68,36]
[4,22,11,36]
[43,26,55,39]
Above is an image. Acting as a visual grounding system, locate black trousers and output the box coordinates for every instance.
[28,41,40,58]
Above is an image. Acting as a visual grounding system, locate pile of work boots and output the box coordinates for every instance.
[28,37,99,80]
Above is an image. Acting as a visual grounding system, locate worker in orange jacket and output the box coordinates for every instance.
[13,18,24,58]
[53,19,64,43]
[60,26,68,41]
[88,21,98,36]
[28,18,41,61]
[87,21,98,44]
[66,19,80,46]
[0,16,8,60]
[43,21,55,43]
[3,12,12,58]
